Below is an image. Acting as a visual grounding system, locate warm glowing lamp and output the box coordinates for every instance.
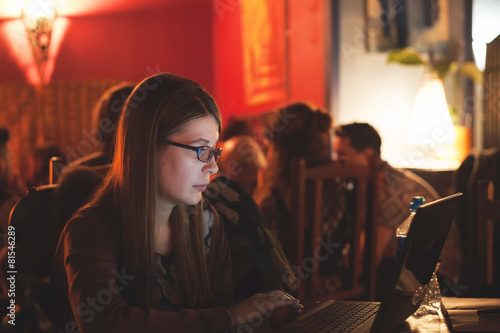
[404,69,459,169]
[21,0,57,85]
[406,71,456,145]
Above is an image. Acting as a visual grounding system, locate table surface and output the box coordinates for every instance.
[405,310,451,332]
[283,297,500,333]
[298,299,452,333]
[362,297,500,332]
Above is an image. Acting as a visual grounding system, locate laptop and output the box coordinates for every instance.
[277,192,463,333]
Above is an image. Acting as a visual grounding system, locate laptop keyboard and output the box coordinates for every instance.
[283,301,380,333]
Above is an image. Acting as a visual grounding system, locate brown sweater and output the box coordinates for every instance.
[61,200,233,333]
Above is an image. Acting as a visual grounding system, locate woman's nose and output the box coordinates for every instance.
[204,157,219,175]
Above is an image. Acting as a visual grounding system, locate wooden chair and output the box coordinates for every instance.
[455,148,500,289]
[2,176,104,329]
[49,157,66,185]
[1,185,59,330]
[290,158,379,301]
[476,180,500,287]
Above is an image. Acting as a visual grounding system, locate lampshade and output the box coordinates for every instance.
[21,0,57,85]
[405,71,457,145]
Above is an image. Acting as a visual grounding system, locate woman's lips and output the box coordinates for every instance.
[193,184,207,191]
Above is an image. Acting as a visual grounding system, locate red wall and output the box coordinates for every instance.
[0,2,215,91]
[213,0,329,123]
[212,1,290,121]
[288,0,328,108]
[0,0,328,120]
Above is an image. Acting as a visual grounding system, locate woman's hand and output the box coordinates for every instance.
[227,290,302,330]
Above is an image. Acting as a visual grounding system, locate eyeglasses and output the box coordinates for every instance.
[163,141,222,163]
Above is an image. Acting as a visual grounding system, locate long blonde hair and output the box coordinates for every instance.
[91,73,221,308]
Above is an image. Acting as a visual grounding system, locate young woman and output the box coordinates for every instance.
[59,73,301,332]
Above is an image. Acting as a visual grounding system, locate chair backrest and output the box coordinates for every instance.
[8,185,58,249]
[290,158,379,301]
[50,157,66,185]
[476,180,500,287]
[455,147,500,286]
[4,172,103,329]
[2,185,61,329]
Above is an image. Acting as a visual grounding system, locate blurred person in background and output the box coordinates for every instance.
[0,127,24,243]
[205,135,297,303]
[333,122,462,295]
[68,82,135,169]
[216,135,267,195]
[253,103,350,295]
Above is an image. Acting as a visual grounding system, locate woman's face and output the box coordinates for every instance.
[156,115,219,209]
[307,130,333,166]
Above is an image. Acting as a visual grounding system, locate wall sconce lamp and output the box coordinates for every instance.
[21,0,57,85]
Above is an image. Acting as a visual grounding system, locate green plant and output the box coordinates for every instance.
[387,47,482,83]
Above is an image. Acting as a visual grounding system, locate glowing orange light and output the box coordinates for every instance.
[22,0,58,85]
[1,20,40,84]
[405,71,457,145]
[43,17,69,84]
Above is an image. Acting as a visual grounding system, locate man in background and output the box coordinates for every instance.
[333,122,461,295]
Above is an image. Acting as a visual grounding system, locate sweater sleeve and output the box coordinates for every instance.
[62,216,232,333]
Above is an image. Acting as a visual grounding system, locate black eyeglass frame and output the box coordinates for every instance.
[163,140,222,163]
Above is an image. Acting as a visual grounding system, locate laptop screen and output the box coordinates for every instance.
[371,193,462,332]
